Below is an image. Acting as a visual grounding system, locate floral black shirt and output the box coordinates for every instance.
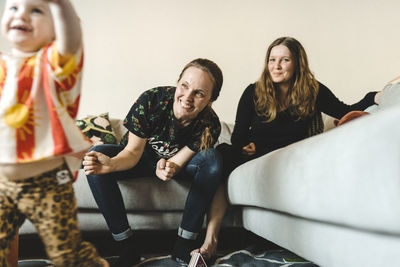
[121,86,221,165]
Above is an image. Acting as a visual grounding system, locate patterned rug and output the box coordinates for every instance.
[17,248,319,267]
[132,248,319,267]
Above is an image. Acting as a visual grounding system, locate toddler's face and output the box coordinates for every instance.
[1,0,55,54]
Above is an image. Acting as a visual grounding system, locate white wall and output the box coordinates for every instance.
[1,0,399,123]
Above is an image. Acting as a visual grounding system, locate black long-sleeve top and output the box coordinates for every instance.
[231,82,377,156]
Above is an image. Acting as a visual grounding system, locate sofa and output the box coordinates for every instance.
[19,116,244,233]
[20,83,400,267]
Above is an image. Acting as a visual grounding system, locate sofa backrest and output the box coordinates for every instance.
[110,118,128,143]
[109,86,399,145]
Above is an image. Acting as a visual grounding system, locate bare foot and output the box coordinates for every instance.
[190,237,218,260]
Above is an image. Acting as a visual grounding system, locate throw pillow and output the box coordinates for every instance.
[334,111,369,127]
[76,113,118,145]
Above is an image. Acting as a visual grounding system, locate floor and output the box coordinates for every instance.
[18,228,280,261]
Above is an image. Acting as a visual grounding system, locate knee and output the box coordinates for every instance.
[89,144,111,154]
[199,148,223,181]
[89,143,124,158]
[86,144,121,179]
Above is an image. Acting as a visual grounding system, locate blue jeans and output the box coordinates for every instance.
[86,144,222,241]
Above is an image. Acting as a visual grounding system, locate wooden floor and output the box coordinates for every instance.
[18,228,279,260]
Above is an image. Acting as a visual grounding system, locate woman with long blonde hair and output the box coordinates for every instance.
[192,37,382,261]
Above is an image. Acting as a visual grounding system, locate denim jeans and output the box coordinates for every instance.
[86,144,222,241]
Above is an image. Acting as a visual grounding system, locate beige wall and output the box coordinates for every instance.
[1,0,399,123]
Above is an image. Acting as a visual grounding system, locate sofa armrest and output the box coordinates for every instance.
[227,105,400,235]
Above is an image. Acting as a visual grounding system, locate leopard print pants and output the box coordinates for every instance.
[0,163,105,267]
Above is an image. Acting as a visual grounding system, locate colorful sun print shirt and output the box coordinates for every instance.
[121,86,221,165]
[0,43,91,164]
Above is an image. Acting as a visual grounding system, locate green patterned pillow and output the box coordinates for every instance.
[76,113,118,146]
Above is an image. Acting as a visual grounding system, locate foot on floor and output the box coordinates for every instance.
[171,236,198,264]
[112,236,140,267]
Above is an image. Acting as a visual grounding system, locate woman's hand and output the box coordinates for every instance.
[156,158,179,181]
[83,151,113,175]
[242,142,256,156]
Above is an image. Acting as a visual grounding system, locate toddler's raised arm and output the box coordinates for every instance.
[48,0,82,57]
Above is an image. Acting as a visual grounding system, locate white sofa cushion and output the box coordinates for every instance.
[228,103,400,234]
[242,207,400,267]
[74,171,191,211]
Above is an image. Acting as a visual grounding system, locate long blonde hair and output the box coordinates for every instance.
[255,37,319,122]
[177,58,223,150]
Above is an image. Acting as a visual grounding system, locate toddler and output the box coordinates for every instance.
[0,0,108,266]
